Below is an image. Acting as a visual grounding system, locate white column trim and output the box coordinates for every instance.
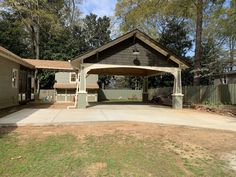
[84,63,179,75]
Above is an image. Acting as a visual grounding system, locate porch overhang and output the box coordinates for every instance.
[75,63,183,109]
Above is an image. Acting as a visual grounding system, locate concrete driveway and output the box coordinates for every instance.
[0,104,236,131]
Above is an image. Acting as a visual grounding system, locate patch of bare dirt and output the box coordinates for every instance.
[163,140,212,160]
[222,151,236,171]
[1,123,236,152]
[1,123,236,171]
[1,123,236,173]
[85,162,107,177]
[192,104,236,117]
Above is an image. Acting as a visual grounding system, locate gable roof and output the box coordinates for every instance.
[71,29,190,69]
[23,59,74,71]
[0,46,34,69]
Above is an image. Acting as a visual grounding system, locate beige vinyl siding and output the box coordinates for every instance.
[54,72,98,102]
[55,72,71,83]
[0,57,20,109]
[86,74,98,84]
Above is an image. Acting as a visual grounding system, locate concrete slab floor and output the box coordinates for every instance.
[0,104,236,132]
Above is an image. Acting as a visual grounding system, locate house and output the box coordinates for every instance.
[53,72,99,102]
[0,47,35,109]
[214,71,236,85]
[0,46,100,109]
[214,61,236,85]
[23,59,99,103]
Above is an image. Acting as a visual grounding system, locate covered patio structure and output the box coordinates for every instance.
[71,29,190,109]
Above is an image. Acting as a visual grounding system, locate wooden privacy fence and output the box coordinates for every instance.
[39,84,236,105]
[149,84,236,105]
[184,84,236,105]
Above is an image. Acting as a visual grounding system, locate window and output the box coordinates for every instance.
[70,73,77,83]
[222,76,227,85]
[12,68,18,88]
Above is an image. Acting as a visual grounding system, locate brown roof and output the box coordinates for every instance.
[54,83,99,90]
[0,46,34,69]
[23,59,74,71]
[0,46,75,71]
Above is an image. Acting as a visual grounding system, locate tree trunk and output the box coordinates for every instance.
[30,25,39,59]
[71,0,75,25]
[35,0,40,59]
[30,0,40,60]
[35,24,40,59]
[194,0,203,86]
[31,25,37,58]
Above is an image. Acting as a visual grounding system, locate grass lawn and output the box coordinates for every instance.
[0,124,236,177]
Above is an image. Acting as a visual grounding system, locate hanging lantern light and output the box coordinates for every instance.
[133,46,140,55]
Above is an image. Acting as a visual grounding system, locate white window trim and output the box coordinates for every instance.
[70,72,77,83]
[12,68,18,88]
[222,75,228,85]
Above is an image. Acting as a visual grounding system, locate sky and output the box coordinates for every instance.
[79,0,119,38]
[80,0,117,17]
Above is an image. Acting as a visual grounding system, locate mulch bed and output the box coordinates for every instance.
[192,104,236,117]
